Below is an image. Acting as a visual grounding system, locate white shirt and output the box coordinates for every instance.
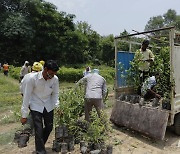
[141,76,156,96]
[20,72,33,94]
[20,65,30,77]
[21,71,59,118]
[77,73,107,99]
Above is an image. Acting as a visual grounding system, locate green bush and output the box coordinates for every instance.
[9,65,21,80]
[57,67,83,82]
[9,65,115,83]
[57,65,115,83]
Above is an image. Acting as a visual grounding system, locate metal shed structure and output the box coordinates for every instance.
[111,26,180,140]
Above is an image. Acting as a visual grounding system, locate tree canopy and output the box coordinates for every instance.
[0,1,179,66]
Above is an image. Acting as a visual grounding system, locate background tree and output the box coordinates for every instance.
[100,35,114,66]
[75,21,101,64]
[0,0,76,65]
[0,0,180,67]
[144,9,180,45]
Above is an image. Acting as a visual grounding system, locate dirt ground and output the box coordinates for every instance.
[1,100,180,154]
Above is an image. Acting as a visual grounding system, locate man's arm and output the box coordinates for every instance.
[51,78,60,108]
[102,79,107,98]
[148,50,155,61]
[21,77,34,123]
[147,89,161,99]
[20,66,25,76]
[76,76,87,86]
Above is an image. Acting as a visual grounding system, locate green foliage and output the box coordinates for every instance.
[0,13,34,39]
[0,0,110,65]
[84,111,111,144]
[0,130,16,145]
[54,82,111,144]
[0,0,76,64]
[9,65,21,80]
[151,47,171,98]
[0,74,22,124]
[126,46,171,98]
[100,35,115,66]
[54,86,84,127]
[57,66,83,82]
[9,65,115,83]
[145,9,180,39]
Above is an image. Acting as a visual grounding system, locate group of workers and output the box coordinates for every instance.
[13,39,160,153]
[134,40,161,100]
[19,60,45,81]
[17,59,107,154]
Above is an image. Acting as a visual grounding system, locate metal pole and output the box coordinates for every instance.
[129,42,132,51]
[115,26,175,39]
[114,39,118,93]
[132,29,169,44]
[169,27,175,125]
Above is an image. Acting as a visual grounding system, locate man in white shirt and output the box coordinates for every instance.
[20,61,31,82]
[15,62,43,148]
[77,69,107,122]
[20,62,43,95]
[21,60,59,154]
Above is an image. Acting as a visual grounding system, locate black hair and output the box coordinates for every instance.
[150,71,160,76]
[142,40,150,45]
[44,60,59,72]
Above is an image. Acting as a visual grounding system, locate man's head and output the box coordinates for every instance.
[141,40,149,51]
[43,60,59,80]
[86,66,91,72]
[25,61,29,66]
[154,72,160,79]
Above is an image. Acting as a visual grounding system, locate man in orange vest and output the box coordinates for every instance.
[3,62,9,76]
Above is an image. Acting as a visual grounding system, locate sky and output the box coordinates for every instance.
[44,0,180,36]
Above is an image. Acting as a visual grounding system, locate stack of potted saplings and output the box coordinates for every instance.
[52,124,75,153]
[53,87,113,153]
[53,87,84,153]
[14,116,34,148]
[78,111,113,154]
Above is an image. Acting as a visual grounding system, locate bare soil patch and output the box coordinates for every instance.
[0,99,180,154]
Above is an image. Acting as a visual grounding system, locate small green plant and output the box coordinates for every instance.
[54,86,84,127]
[84,110,111,144]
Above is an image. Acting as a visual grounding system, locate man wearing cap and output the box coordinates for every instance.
[76,69,107,122]
[20,61,31,82]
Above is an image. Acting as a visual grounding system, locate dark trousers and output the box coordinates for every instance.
[19,76,24,83]
[31,108,54,154]
[140,71,149,83]
[84,98,104,122]
[138,71,149,95]
[3,70,8,76]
